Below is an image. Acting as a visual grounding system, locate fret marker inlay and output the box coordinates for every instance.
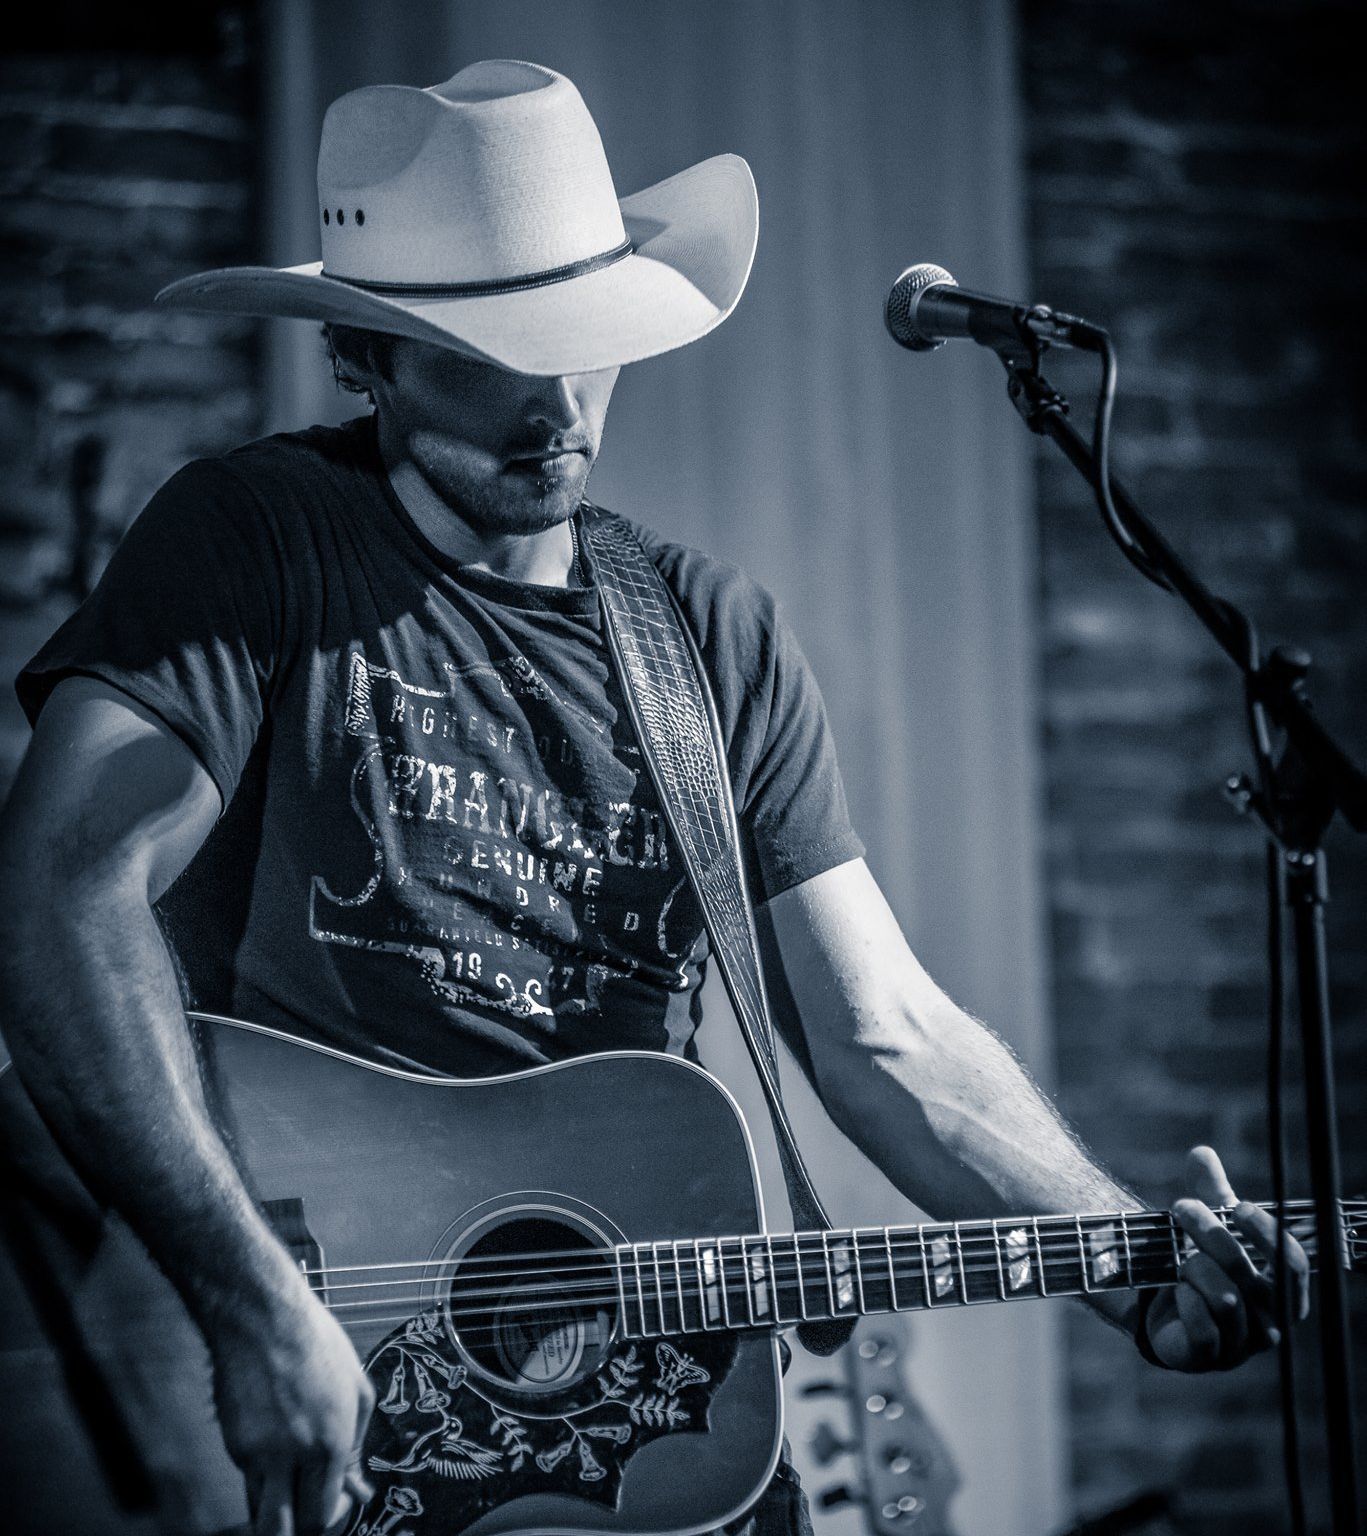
[749,1246,770,1319]
[1005,1227,1032,1292]
[700,1244,721,1325]
[1089,1224,1121,1284]
[929,1235,954,1297]
[831,1238,856,1311]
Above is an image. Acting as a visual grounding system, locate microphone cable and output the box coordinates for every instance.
[1089,332,1171,593]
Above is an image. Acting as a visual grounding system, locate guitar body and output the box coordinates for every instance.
[0,1018,782,1536]
[9,1017,1349,1536]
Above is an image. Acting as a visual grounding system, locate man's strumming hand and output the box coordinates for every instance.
[1139,1145,1310,1372]
[208,1274,375,1536]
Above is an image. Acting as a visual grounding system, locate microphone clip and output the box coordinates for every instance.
[1001,342,1070,432]
[995,304,1103,368]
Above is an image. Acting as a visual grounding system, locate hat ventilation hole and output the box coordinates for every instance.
[337,208,345,225]
[356,209,365,226]
[322,208,329,224]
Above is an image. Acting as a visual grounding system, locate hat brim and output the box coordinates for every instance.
[154,154,757,376]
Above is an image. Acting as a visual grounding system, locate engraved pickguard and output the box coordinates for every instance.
[348,1313,737,1534]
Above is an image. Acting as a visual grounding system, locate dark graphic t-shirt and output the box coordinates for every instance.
[18,418,863,1077]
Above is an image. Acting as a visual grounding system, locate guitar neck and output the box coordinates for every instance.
[614,1198,1339,1339]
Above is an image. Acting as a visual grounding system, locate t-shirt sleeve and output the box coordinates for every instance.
[729,590,865,902]
[15,457,285,810]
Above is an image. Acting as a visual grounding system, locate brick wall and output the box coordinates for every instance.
[0,12,260,789]
[1022,3,1366,1531]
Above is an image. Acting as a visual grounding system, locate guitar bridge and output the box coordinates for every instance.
[262,1197,328,1305]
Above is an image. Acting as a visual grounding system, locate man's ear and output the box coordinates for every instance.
[325,324,389,398]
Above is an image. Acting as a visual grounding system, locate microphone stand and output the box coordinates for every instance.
[993,322,1365,1536]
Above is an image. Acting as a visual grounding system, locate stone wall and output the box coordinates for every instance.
[1022,3,1366,1531]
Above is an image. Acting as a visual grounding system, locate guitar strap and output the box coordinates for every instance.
[578,503,855,1356]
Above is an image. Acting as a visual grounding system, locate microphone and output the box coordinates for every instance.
[885,263,1102,354]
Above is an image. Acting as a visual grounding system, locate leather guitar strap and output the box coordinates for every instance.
[579,503,854,1355]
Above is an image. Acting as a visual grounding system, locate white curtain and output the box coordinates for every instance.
[264,3,1062,1529]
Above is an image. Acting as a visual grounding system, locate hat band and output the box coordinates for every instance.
[323,237,635,299]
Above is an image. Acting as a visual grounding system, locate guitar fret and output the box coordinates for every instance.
[793,1234,810,1320]
[954,1222,969,1303]
[673,1242,688,1331]
[1001,1223,1033,1295]
[730,1237,748,1324]
[634,1244,652,1333]
[1040,1218,1065,1296]
[1118,1212,1134,1288]
[911,1230,927,1308]
[697,1241,718,1327]
[765,1234,784,1323]
[739,1238,756,1325]
[1032,1217,1048,1297]
[920,1227,935,1308]
[1075,1217,1091,1294]
[884,1226,900,1310]
[820,1231,837,1315]
[1169,1214,1184,1280]
[992,1219,1007,1300]
[955,1221,993,1305]
[615,1246,631,1331]
[651,1242,668,1334]
[852,1229,868,1313]
[746,1238,772,1323]
[716,1241,733,1328]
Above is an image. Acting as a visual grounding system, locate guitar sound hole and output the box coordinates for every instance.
[444,1213,618,1396]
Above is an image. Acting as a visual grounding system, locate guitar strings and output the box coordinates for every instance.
[292,1203,1335,1298]
[326,1219,1336,1345]
[331,1227,1330,1348]
[292,1198,1337,1288]
[320,1266,1211,1348]
[308,1228,1330,1326]
[294,1198,1323,1278]
[311,1219,1310,1310]
[318,1225,1337,1347]
[317,1227,1319,1327]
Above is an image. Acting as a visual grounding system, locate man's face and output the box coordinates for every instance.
[368,336,619,536]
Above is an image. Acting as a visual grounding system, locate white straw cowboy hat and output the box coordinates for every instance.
[156,59,758,376]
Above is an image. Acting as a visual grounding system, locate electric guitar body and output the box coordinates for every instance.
[0,1018,780,1536]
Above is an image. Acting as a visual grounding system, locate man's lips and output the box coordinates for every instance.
[503,448,587,476]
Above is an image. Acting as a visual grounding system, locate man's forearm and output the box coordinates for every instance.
[820,998,1142,1330]
[0,876,306,1331]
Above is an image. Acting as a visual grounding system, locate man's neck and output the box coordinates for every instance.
[379,425,577,589]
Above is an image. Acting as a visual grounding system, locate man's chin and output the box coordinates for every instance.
[415,477,582,538]
[496,470,589,530]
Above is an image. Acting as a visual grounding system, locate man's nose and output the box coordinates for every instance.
[526,374,581,432]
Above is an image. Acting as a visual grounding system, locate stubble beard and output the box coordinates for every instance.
[412,433,592,538]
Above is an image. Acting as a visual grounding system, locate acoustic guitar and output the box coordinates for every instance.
[0,1014,1357,1536]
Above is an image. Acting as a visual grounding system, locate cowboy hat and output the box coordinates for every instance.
[155,59,758,376]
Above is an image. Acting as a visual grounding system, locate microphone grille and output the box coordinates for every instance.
[885,263,957,351]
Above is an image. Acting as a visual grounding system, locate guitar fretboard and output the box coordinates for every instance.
[612,1201,1325,1339]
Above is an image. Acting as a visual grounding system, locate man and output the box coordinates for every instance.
[0,59,1305,1536]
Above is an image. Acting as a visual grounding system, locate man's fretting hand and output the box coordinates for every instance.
[1140,1145,1310,1371]
[210,1279,375,1536]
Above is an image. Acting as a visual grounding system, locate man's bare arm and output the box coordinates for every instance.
[0,677,372,1536]
[758,858,1305,1368]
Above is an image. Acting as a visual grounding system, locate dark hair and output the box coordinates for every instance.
[321,322,396,400]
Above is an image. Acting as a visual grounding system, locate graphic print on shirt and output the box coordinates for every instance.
[310,651,697,1039]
